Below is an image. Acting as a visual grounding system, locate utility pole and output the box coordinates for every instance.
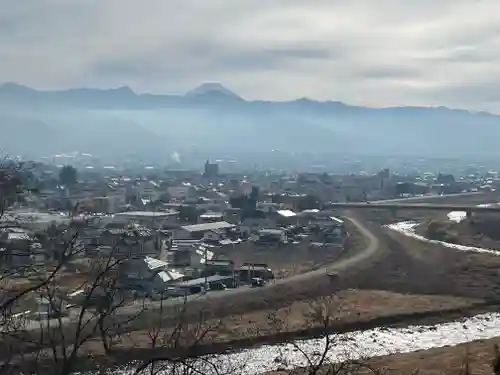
[232,242,236,287]
[204,245,208,290]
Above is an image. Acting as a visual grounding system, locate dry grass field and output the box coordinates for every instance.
[35,289,480,374]
[214,219,367,278]
[340,223,500,301]
[115,289,480,347]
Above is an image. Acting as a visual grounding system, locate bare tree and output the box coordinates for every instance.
[492,344,500,375]
[0,158,126,374]
[0,232,84,373]
[1,223,241,375]
[0,160,85,373]
[266,296,386,375]
[131,294,246,375]
[0,243,145,373]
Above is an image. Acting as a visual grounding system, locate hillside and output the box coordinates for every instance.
[417,216,500,251]
[0,82,499,164]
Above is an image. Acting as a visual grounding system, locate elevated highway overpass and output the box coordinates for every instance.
[367,191,485,204]
[326,201,500,218]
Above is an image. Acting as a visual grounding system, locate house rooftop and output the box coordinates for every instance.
[277,209,297,217]
[181,221,235,233]
[179,275,232,287]
[156,270,184,282]
[144,256,168,270]
[238,264,272,271]
[301,209,320,214]
[330,216,344,224]
[114,210,179,218]
[205,259,234,267]
[259,228,285,235]
[103,225,153,237]
[199,211,224,218]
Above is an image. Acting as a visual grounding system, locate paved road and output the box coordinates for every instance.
[19,215,380,331]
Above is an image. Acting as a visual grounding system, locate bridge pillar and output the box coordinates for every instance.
[466,209,473,220]
[390,207,398,218]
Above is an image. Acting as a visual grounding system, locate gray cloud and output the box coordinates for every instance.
[262,47,335,60]
[0,0,499,111]
[89,42,341,87]
[360,66,423,80]
[423,81,500,105]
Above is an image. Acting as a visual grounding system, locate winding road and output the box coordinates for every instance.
[19,215,380,332]
[280,215,379,282]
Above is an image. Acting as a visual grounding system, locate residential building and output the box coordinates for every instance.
[203,160,219,179]
[253,228,287,244]
[96,225,161,259]
[167,185,194,200]
[238,263,274,282]
[118,256,185,294]
[202,259,234,277]
[275,209,298,226]
[240,216,276,235]
[167,239,214,268]
[113,210,179,229]
[173,221,235,240]
[76,194,126,213]
[199,211,224,223]
[178,274,238,290]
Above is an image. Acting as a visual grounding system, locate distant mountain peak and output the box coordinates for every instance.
[67,85,135,95]
[294,97,316,103]
[0,82,34,92]
[112,86,135,94]
[185,82,241,100]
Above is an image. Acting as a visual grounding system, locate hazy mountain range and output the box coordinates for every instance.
[0,82,499,165]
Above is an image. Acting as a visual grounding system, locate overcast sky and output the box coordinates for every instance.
[1,0,499,111]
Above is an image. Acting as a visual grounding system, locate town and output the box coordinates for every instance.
[2,159,497,319]
[4,1,500,373]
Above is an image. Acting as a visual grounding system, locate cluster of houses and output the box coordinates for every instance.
[1,197,347,300]
[2,164,353,303]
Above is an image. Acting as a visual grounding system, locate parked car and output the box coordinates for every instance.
[210,281,227,291]
[251,277,266,287]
